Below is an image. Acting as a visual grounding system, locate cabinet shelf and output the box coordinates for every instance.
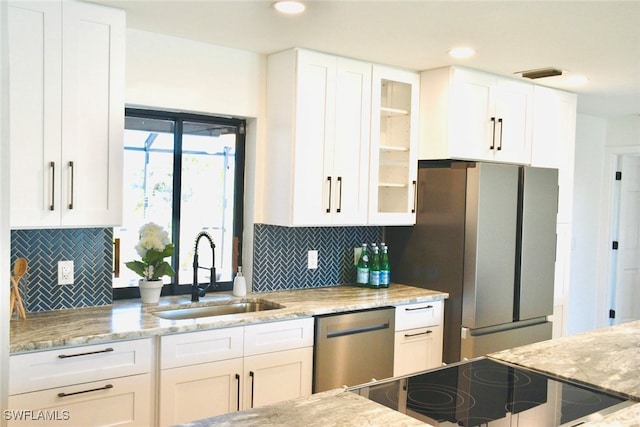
[378,182,408,188]
[380,145,409,152]
[380,106,410,116]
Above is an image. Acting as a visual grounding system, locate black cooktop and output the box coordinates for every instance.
[350,358,632,427]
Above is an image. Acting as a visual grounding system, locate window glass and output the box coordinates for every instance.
[113,110,244,296]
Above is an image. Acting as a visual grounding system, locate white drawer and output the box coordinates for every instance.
[10,338,152,395]
[8,373,152,427]
[393,325,443,377]
[160,326,244,369]
[244,318,314,356]
[395,300,443,331]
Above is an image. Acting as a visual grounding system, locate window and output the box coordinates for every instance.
[113,108,245,299]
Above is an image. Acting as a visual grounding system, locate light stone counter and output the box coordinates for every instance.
[490,320,640,426]
[178,388,427,427]
[180,320,640,427]
[9,283,448,353]
[489,320,640,400]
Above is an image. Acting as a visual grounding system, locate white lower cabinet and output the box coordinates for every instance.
[158,318,314,426]
[8,339,153,427]
[159,358,244,425]
[243,347,313,409]
[393,301,444,377]
[8,375,151,427]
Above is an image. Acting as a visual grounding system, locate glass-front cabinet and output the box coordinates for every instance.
[369,66,419,225]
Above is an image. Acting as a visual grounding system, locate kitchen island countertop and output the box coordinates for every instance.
[9,283,447,353]
[181,320,640,427]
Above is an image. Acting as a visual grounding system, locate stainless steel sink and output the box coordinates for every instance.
[152,299,283,320]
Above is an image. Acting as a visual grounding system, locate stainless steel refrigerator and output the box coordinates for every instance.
[386,161,558,363]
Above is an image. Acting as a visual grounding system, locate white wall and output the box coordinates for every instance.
[567,114,607,335]
[607,116,640,147]
[568,114,640,335]
[1,0,11,421]
[124,29,267,287]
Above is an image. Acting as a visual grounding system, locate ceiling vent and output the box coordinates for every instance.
[519,67,563,79]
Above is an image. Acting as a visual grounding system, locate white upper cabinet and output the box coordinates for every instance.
[8,0,125,228]
[531,86,577,223]
[419,66,533,165]
[264,48,371,226]
[368,66,419,225]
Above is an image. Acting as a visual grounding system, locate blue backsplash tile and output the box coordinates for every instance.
[252,224,383,292]
[11,228,113,312]
[11,224,382,312]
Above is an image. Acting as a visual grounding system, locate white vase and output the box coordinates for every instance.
[139,279,163,304]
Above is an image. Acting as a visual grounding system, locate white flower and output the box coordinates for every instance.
[135,222,170,257]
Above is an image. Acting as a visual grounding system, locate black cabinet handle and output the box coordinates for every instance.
[249,371,255,408]
[58,347,114,359]
[404,330,433,338]
[405,305,433,311]
[497,118,504,151]
[49,161,55,211]
[336,176,342,213]
[68,161,74,209]
[490,117,496,150]
[235,373,241,411]
[326,176,332,213]
[58,384,113,398]
[411,180,417,214]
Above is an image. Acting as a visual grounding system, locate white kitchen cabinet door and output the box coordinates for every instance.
[8,0,124,228]
[419,66,533,165]
[264,48,371,226]
[531,86,577,224]
[393,325,443,377]
[8,1,63,227]
[368,65,419,225]
[60,0,125,226]
[8,374,152,427]
[159,358,243,427]
[242,347,313,410]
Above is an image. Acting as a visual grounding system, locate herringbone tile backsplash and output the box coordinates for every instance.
[252,224,382,292]
[11,228,113,312]
[11,224,382,312]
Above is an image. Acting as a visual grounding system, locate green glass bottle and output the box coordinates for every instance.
[356,243,369,286]
[380,243,390,288]
[369,244,381,288]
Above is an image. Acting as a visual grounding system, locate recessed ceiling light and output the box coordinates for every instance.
[448,47,475,59]
[273,1,306,14]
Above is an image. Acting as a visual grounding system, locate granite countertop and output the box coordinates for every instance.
[183,320,640,427]
[489,320,640,427]
[9,283,448,353]
[179,388,425,427]
[489,320,640,401]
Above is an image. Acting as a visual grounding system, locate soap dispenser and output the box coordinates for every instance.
[233,266,247,297]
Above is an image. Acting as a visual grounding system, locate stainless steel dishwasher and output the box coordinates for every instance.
[313,307,395,393]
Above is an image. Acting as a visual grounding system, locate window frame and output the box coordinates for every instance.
[113,108,246,300]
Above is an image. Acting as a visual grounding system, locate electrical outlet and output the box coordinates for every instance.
[307,250,318,269]
[58,260,74,285]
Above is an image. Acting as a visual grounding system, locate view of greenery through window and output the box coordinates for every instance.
[113,110,245,296]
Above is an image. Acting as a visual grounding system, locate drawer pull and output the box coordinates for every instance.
[404,330,433,338]
[405,305,433,311]
[58,347,114,359]
[58,383,113,398]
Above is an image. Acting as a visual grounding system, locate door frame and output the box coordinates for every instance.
[597,145,640,328]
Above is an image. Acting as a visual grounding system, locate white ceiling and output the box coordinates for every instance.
[90,0,640,118]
